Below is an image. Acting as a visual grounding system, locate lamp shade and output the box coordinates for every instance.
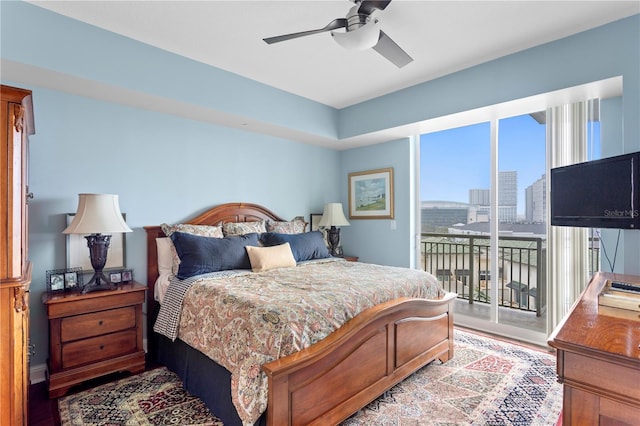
[318,203,350,227]
[63,194,132,234]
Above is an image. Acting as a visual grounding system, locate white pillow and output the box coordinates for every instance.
[246,243,296,272]
[155,237,175,303]
[156,237,174,276]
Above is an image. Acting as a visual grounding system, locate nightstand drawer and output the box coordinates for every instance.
[62,329,138,369]
[61,306,135,342]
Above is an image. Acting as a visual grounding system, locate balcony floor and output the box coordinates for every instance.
[453,298,547,334]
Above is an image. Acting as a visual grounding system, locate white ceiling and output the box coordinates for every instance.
[27,0,640,110]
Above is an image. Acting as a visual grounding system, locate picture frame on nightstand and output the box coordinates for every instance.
[105,268,134,285]
[46,267,83,294]
[63,270,80,291]
[109,271,122,284]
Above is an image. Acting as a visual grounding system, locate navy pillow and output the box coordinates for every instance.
[261,231,330,262]
[171,232,260,279]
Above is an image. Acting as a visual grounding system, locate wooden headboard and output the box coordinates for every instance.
[143,202,286,355]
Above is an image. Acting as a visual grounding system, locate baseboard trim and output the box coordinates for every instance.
[30,337,149,385]
[30,363,47,384]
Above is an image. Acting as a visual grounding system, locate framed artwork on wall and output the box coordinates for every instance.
[348,167,394,219]
[309,213,324,231]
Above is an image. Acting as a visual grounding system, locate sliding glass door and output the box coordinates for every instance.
[420,113,548,342]
[496,114,547,334]
[420,122,492,324]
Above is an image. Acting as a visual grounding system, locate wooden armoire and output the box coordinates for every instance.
[0,85,34,426]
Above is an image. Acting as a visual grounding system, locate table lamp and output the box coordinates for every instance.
[318,203,350,257]
[63,194,132,293]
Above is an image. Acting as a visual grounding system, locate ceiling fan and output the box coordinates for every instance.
[263,0,413,68]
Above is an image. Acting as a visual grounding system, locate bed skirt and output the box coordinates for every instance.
[155,334,266,426]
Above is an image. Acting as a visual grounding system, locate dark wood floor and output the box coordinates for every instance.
[29,380,60,426]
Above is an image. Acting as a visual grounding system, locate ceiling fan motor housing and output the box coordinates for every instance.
[345,5,371,31]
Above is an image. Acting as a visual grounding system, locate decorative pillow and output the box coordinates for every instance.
[160,223,224,238]
[261,231,330,262]
[171,232,260,279]
[246,243,296,272]
[266,219,306,234]
[222,220,267,236]
[160,223,224,274]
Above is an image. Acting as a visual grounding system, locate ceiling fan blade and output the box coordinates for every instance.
[358,0,392,16]
[263,18,347,44]
[372,30,413,68]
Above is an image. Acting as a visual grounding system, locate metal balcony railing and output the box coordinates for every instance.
[420,233,546,316]
[421,232,601,317]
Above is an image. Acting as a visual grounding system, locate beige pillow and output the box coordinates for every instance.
[246,243,296,272]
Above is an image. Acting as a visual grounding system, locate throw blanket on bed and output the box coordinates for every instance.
[155,259,445,426]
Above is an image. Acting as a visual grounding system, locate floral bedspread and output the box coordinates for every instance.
[160,259,444,426]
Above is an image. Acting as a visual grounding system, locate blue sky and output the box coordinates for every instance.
[420,114,547,215]
[420,113,601,216]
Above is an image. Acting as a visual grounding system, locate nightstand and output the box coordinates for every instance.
[343,255,359,262]
[43,281,146,398]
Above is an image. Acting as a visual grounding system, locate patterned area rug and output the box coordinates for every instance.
[59,329,562,425]
[58,367,223,426]
[343,329,563,425]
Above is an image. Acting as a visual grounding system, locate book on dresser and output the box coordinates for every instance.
[598,280,640,314]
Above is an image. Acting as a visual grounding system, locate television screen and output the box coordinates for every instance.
[550,152,640,229]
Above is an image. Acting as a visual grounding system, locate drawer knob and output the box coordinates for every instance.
[100,345,104,350]
[98,320,103,326]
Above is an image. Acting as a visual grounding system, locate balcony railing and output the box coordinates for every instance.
[421,232,546,316]
[421,232,601,317]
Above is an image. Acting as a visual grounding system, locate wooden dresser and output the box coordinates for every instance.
[548,272,640,426]
[43,282,146,398]
[0,85,34,426]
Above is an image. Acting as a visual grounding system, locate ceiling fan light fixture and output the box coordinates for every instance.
[331,20,380,51]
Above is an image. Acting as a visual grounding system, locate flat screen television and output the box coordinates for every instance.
[550,151,640,229]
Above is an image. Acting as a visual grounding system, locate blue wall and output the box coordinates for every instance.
[6,84,341,367]
[340,138,414,267]
[0,1,338,139]
[1,2,639,367]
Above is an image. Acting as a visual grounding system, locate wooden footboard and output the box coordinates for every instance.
[262,294,456,426]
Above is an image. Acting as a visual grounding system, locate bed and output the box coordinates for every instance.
[145,202,456,426]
